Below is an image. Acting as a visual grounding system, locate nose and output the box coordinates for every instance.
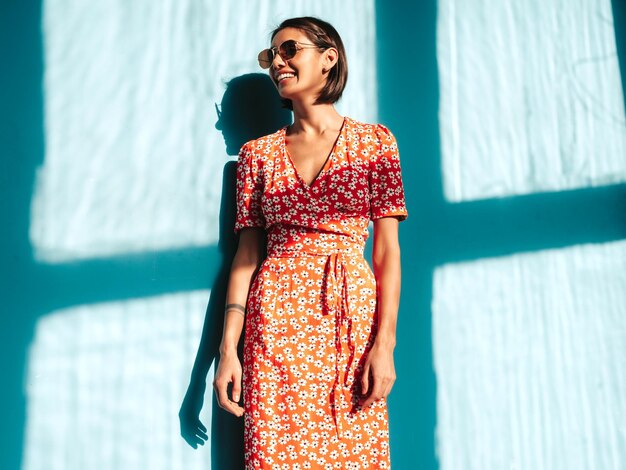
[271,51,287,70]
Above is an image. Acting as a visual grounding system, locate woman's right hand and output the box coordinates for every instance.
[213,349,245,417]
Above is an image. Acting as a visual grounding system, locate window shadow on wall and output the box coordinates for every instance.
[4,1,625,469]
[375,1,626,469]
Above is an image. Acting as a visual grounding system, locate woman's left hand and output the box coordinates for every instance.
[358,340,396,408]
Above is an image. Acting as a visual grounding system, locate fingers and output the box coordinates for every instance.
[382,380,394,400]
[212,355,245,417]
[360,363,370,397]
[232,377,242,403]
[358,373,395,409]
[213,373,245,417]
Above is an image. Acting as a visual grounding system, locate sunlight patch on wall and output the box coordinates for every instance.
[437,0,626,202]
[432,241,626,470]
[23,291,211,470]
[33,0,377,263]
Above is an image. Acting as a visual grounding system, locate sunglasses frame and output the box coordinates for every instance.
[258,40,324,69]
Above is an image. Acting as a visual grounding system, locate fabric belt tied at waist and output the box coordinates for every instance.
[268,250,358,440]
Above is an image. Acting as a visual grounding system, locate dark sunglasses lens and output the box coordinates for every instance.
[258,49,273,68]
[280,40,298,60]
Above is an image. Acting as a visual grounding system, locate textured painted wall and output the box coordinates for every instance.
[31,0,377,263]
[437,0,626,202]
[12,0,625,468]
[434,0,626,469]
[22,1,378,469]
[433,241,626,469]
[23,292,209,470]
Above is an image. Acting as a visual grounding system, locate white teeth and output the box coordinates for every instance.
[277,73,296,82]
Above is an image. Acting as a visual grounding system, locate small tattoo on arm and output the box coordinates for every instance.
[225,303,246,315]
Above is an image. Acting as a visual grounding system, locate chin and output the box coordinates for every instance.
[278,90,296,99]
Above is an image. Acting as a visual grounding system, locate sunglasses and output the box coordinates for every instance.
[257,40,323,69]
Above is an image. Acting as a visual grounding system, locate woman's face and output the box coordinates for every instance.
[268,27,331,102]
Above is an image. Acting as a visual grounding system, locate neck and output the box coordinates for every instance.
[288,101,344,135]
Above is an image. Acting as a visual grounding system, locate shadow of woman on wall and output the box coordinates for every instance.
[178,73,291,469]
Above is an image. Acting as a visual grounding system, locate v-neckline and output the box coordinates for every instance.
[282,116,348,190]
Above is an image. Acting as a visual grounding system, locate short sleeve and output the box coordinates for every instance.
[369,124,408,221]
[234,142,266,234]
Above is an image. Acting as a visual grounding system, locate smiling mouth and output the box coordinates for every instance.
[276,73,297,84]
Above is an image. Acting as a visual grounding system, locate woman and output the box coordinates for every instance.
[214,16,408,468]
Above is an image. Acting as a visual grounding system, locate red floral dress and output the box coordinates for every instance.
[234,116,408,469]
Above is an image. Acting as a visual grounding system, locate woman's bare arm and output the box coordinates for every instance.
[359,217,401,407]
[219,227,265,352]
[371,217,401,348]
[213,227,265,416]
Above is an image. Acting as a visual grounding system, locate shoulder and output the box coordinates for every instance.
[345,116,396,144]
[243,126,284,151]
[237,126,285,164]
[344,118,398,166]
[240,127,283,154]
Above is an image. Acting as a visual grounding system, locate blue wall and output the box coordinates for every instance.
[2,0,625,468]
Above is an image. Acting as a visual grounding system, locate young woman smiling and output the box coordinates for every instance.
[214,16,408,469]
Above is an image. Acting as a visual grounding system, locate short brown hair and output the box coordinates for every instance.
[269,17,348,110]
